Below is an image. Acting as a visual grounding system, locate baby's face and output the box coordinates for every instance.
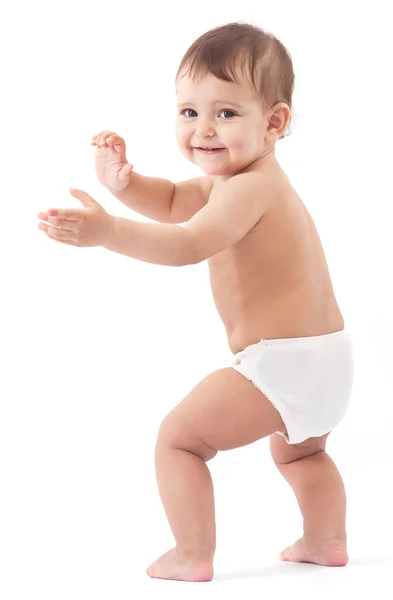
[175,72,269,178]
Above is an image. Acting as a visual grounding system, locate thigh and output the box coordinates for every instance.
[157,367,287,460]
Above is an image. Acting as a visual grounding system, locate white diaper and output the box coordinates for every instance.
[231,330,354,444]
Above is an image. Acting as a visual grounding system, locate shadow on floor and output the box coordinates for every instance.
[213,556,393,581]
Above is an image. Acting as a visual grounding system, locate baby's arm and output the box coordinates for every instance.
[170,175,212,223]
[93,131,211,224]
[102,172,269,266]
[110,173,211,224]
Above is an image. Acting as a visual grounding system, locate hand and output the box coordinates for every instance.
[91,131,134,191]
[37,188,115,248]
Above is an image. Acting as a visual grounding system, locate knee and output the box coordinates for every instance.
[156,413,179,446]
[156,414,218,462]
[269,432,329,465]
[272,448,326,466]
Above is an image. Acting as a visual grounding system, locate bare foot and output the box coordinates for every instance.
[146,548,214,582]
[279,537,348,567]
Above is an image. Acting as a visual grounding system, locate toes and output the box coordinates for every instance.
[146,563,155,578]
[280,541,304,563]
[279,547,291,562]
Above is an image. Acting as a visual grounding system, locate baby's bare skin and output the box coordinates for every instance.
[206,151,344,354]
[145,149,349,581]
[148,64,349,580]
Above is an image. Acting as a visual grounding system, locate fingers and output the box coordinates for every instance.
[37,211,58,227]
[38,209,79,221]
[91,131,125,147]
[118,163,134,181]
[90,130,115,146]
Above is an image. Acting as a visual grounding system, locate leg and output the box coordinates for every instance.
[147,367,287,582]
[270,432,348,566]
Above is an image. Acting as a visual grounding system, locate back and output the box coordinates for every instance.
[206,167,345,354]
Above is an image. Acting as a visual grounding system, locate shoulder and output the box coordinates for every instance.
[222,171,270,190]
[210,171,274,205]
[229,171,268,187]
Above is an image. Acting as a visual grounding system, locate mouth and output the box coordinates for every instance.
[195,147,225,154]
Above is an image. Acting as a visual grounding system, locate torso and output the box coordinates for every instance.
[207,164,344,355]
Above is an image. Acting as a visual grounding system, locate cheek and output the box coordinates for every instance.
[227,137,248,153]
[226,127,260,153]
[176,125,191,147]
[221,125,248,150]
[175,124,183,143]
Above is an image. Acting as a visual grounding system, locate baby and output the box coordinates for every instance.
[39,22,354,582]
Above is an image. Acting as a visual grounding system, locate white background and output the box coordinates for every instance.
[1,0,392,598]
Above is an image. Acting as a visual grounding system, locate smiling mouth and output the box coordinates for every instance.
[195,147,225,153]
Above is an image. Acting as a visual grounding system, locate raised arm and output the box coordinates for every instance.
[169,176,213,223]
[108,173,212,224]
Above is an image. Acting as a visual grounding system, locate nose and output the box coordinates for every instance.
[195,117,215,138]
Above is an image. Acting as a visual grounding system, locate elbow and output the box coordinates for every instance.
[180,248,203,266]
[186,254,203,266]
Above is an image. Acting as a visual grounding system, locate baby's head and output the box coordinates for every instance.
[175,22,295,178]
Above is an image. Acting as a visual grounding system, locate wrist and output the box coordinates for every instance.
[102,214,116,248]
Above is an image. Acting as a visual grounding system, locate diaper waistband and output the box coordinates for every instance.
[260,329,351,346]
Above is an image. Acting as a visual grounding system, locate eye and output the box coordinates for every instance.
[219,109,237,119]
[181,109,198,118]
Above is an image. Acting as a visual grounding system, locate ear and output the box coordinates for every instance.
[266,103,291,141]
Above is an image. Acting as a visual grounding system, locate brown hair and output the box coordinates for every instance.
[176,22,295,139]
